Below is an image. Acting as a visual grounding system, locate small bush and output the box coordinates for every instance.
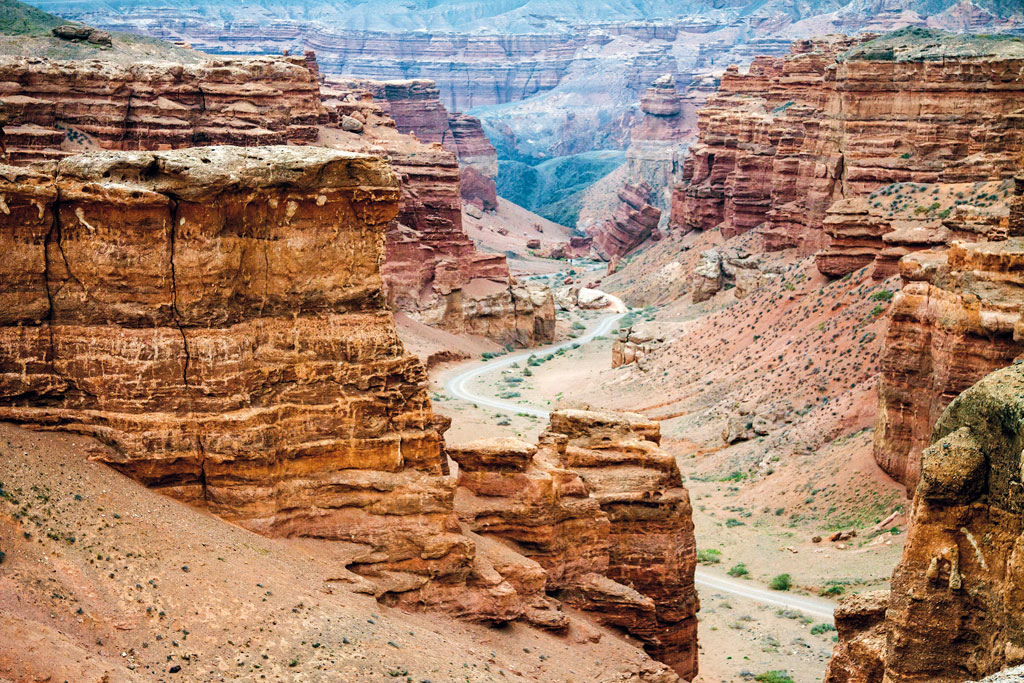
[728,563,749,578]
[571,321,586,331]
[725,518,745,528]
[697,549,722,565]
[754,671,794,683]
[869,289,893,302]
[820,584,844,597]
[769,573,792,591]
[811,623,837,636]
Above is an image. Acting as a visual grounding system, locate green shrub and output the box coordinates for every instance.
[697,549,722,565]
[727,563,749,578]
[754,671,794,683]
[811,623,837,636]
[869,289,894,302]
[820,585,844,597]
[725,518,745,528]
[769,573,792,591]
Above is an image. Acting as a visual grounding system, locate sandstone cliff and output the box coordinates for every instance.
[673,30,1024,254]
[626,74,694,212]
[0,55,554,347]
[874,231,1024,491]
[451,409,698,679]
[0,55,326,163]
[0,146,506,615]
[827,361,1024,681]
[449,113,499,211]
[588,181,662,261]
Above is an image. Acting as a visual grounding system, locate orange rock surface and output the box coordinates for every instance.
[828,361,1024,681]
[451,409,698,678]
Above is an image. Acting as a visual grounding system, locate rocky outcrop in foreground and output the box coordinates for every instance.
[0,148,695,676]
[452,409,698,679]
[0,146,495,613]
[673,30,1024,253]
[827,361,1024,681]
[588,181,662,261]
[873,177,1024,490]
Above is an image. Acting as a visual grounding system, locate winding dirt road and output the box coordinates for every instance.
[440,312,837,624]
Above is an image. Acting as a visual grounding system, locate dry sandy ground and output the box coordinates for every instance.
[432,225,911,682]
[461,199,575,275]
[0,422,690,683]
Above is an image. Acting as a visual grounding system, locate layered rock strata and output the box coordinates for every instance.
[0,55,326,164]
[0,55,553,347]
[448,113,498,211]
[451,409,699,679]
[0,146,514,616]
[828,361,1024,681]
[673,31,1024,253]
[626,74,693,211]
[588,181,662,261]
[874,233,1024,491]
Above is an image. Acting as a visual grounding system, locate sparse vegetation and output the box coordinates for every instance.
[769,574,792,591]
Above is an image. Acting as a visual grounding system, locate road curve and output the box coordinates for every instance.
[444,312,625,418]
[440,311,837,624]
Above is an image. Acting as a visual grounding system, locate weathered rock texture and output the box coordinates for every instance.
[0,146,515,615]
[588,181,662,261]
[0,55,554,347]
[451,409,699,679]
[875,205,1024,490]
[814,178,1016,279]
[612,323,665,369]
[828,362,1024,681]
[824,591,889,683]
[448,112,499,211]
[673,30,1024,253]
[0,55,326,164]
[626,74,693,211]
[690,246,784,303]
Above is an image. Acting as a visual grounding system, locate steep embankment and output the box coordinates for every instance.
[0,422,683,682]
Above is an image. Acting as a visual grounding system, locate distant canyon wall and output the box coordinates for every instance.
[672,30,1024,253]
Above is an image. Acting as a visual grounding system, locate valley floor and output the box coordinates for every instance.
[429,233,908,683]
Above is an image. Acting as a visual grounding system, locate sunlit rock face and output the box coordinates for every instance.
[827,361,1024,682]
[451,409,699,679]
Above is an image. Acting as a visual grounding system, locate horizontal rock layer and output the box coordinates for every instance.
[0,146,496,610]
[673,34,1024,253]
[452,409,698,679]
[0,55,553,347]
[874,232,1024,491]
[0,55,325,163]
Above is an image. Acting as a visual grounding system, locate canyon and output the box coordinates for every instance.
[2,0,1024,680]
[674,29,1024,253]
